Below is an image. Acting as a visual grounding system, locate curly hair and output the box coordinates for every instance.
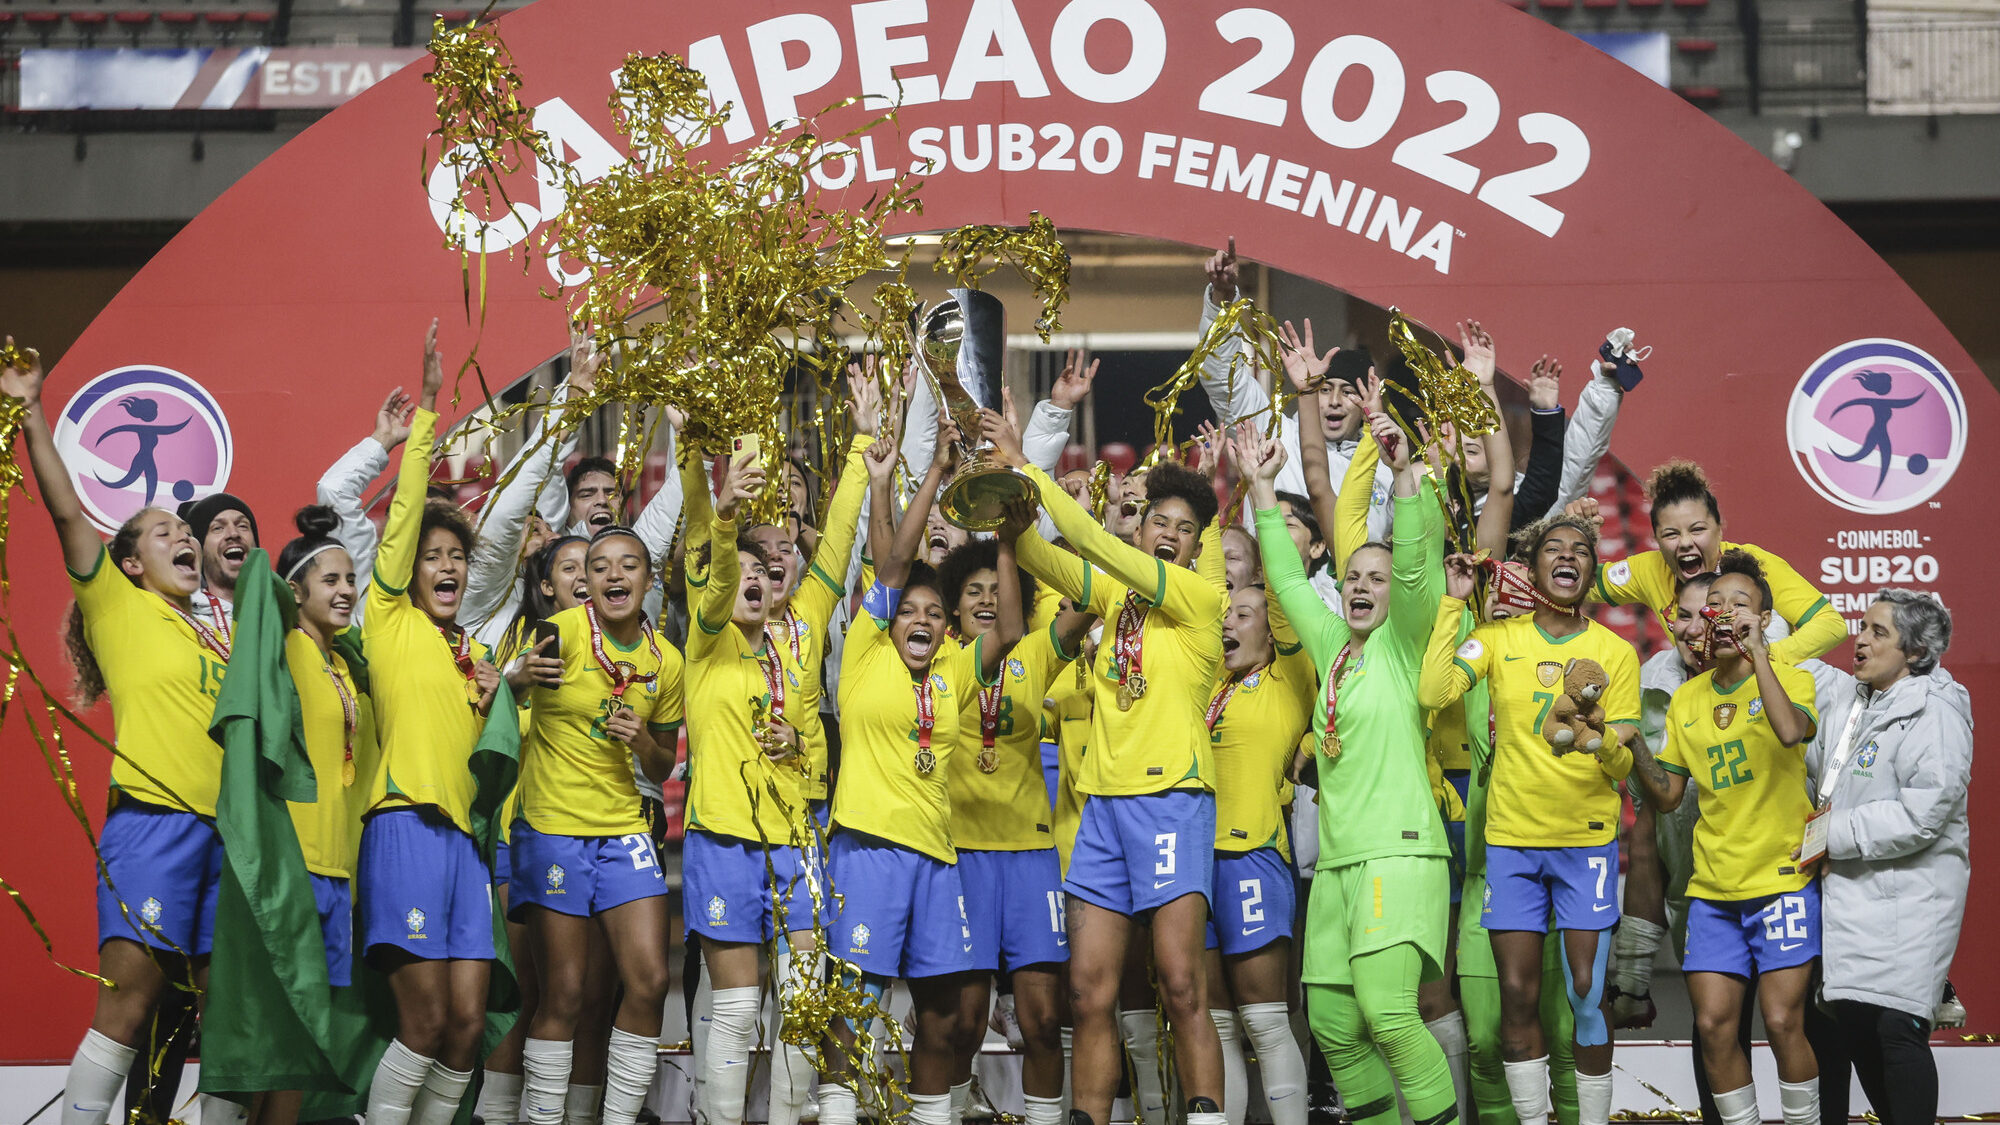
[937,540,1038,633]
[1714,547,1774,613]
[420,500,476,559]
[1143,461,1219,530]
[1646,459,1720,529]
[1514,513,1601,579]
[64,508,158,708]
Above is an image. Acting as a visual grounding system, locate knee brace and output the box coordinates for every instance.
[1560,934,1613,1048]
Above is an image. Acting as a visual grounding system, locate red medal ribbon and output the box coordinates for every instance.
[323,648,357,757]
[766,609,805,670]
[173,602,232,661]
[1323,642,1356,739]
[978,681,1004,749]
[914,673,937,753]
[437,623,478,691]
[1114,591,1147,687]
[1206,665,1264,732]
[587,603,661,700]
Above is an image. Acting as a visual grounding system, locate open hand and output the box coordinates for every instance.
[1049,348,1099,410]
[1529,357,1561,411]
[373,386,415,450]
[568,327,604,394]
[1458,321,1496,386]
[847,356,883,437]
[1443,553,1480,601]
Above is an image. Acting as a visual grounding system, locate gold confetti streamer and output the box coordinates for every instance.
[1086,460,1112,524]
[933,212,1072,340]
[1144,296,1288,454]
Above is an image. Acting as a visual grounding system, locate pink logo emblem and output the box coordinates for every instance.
[51,366,234,532]
[1784,339,1965,515]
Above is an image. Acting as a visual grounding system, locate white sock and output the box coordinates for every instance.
[703,986,762,1125]
[1119,1010,1168,1125]
[1610,917,1665,997]
[1714,1083,1760,1125]
[817,1083,859,1125]
[522,1038,574,1125]
[1059,1027,1074,1120]
[566,1082,605,1125]
[604,1027,657,1125]
[1574,1069,1613,1125]
[198,1094,249,1123]
[367,1039,439,1125]
[410,1061,475,1125]
[1502,1055,1551,1125]
[1239,1003,1306,1125]
[1210,1010,1247,1125]
[1425,1011,1472,1125]
[1778,1078,1819,1125]
[770,948,818,1125]
[691,964,714,1123]
[1024,1094,1065,1125]
[61,1029,138,1125]
[950,1080,973,1125]
[1187,1112,1228,1125]
[477,1070,525,1124]
[911,1092,954,1125]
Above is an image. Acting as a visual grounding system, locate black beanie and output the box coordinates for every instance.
[178,492,259,546]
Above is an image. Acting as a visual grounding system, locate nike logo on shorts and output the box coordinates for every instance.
[1241,926,1265,936]
[1153,880,1173,889]
[1593,903,1613,911]
[1781,942,1803,951]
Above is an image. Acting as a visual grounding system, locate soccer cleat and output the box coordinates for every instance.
[1609,987,1657,1030]
[991,992,1026,1052]
[966,1077,1000,1121]
[1936,980,1968,1029]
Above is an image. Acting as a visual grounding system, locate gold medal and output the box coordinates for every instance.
[1321,731,1342,760]
[1126,671,1148,700]
[342,758,357,787]
[914,749,937,775]
[976,748,1000,774]
[1116,684,1135,711]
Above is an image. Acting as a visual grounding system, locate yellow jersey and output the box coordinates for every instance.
[362,407,494,835]
[68,547,230,816]
[1013,465,1225,797]
[1209,585,1315,853]
[1659,661,1819,900]
[1046,647,1094,873]
[519,604,686,837]
[285,629,362,877]
[949,624,1076,851]
[683,511,812,847]
[1424,604,1641,848]
[1595,540,1844,666]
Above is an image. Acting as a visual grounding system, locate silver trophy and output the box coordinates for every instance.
[914,287,1035,530]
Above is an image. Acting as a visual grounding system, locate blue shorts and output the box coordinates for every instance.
[1684,885,1821,976]
[508,822,667,921]
[1483,841,1620,933]
[1206,847,1296,956]
[1064,790,1215,917]
[1445,771,1471,905]
[1040,741,1061,812]
[493,840,512,888]
[828,830,975,980]
[358,808,496,961]
[96,802,224,956]
[682,829,827,944]
[312,874,354,987]
[959,848,1068,973]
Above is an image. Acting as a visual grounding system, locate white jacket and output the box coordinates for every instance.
[1807,666,1973,1019]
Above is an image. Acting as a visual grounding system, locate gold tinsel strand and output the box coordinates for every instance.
[933,212,1072,341]
[1086,460,1112,524]
[1382,307,1503,554]
[1145,296,1289,454]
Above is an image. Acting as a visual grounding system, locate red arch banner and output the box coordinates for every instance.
[5,0,1993,1056]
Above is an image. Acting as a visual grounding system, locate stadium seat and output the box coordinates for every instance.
[1583,0,1620,9]
[158,7,196,43]
[115,10,152,45]
[1538,0,1574,9]
[1676,37,1717,52]
[1672,0,1709,7]
[24,10,62,49]
[1676,85,1722,104]
[69,9,107,46]
[1627,0,1664,8]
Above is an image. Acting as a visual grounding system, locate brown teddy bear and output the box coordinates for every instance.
[1542,658,1611,755]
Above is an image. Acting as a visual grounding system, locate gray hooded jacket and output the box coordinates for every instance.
[1806,666,1973,1019]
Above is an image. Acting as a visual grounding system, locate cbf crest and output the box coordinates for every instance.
[851,922,872,949]
[546,864,567,891]
[1007,657,1026,680]
[706,895,727,924]
[139,897,163,926]
[1856,740,1880,769]
[1748,697,1765,719]
[406,907,427,935]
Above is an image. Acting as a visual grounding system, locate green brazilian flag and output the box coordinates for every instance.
[197,550,349,1102]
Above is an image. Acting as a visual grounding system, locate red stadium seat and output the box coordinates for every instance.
[1538,0,1574,8]
[1583,0,1620,8]
[1627,0,1664,7]
[205,11,243,24]
[243,10,272,21]
[1676,85,1722,104]
[439,9,472,23]
[1676,37,1717,52]
[1672,0,1709,7]
[70,12,109,25]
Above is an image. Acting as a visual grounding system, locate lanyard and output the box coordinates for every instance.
[766,609,804,669]
[587,603,660,700]
[913,673,938,775]
[173,602,232,661]
[1815,690,1871,806]
[310,634,359,785]
[1320,643,1357,758]
[1113,592,1148,709]
[1206,666,1262,732]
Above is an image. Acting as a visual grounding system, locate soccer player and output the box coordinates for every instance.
[510,526,685,1125]
[679,445,819,1125]
[1420,517,1642,1125]
[979,410,1230,1125]
[356,321,517,1123]
[1627,552,1821,1125]
[1201,577,1315,1125]
[6,342,234,1125]
[1238,415,1459,1125]
[820,414,1029,1125]
[1590,460,1845,665]
[938,539,1091,1125]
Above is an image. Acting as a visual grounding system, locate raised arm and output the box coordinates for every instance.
[794,368,880,626]
[689,451,764,657]
[678,443,716,587]
[872,403,952,591]
[1385,438,1445,653]
[1277,318,1347,553]
[629,415,685,573]
[317,386,410,589]
[371,321,446,604]
[1241,423,1344,665]
[1545,362,1623,519]
[1462,323,1515,558]
[898,357,940,500]
[976,497,1036,679]
[2,339,101,574]
[1510,362,1566,533]
[1195,239,1270,426]
[1418,578,1484,713]
[1762,550,1847,665]
[1024,349,1095,475]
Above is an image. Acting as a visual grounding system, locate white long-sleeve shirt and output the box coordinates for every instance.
[316,437,392,612]
[463,386,585,647]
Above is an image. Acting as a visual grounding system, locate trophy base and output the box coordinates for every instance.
[941,462,1036,532]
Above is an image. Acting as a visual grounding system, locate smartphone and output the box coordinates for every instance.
[732,433,762,468]
[532,619,560,656]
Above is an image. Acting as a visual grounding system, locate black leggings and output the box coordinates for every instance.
[1805,997,1938,1125]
